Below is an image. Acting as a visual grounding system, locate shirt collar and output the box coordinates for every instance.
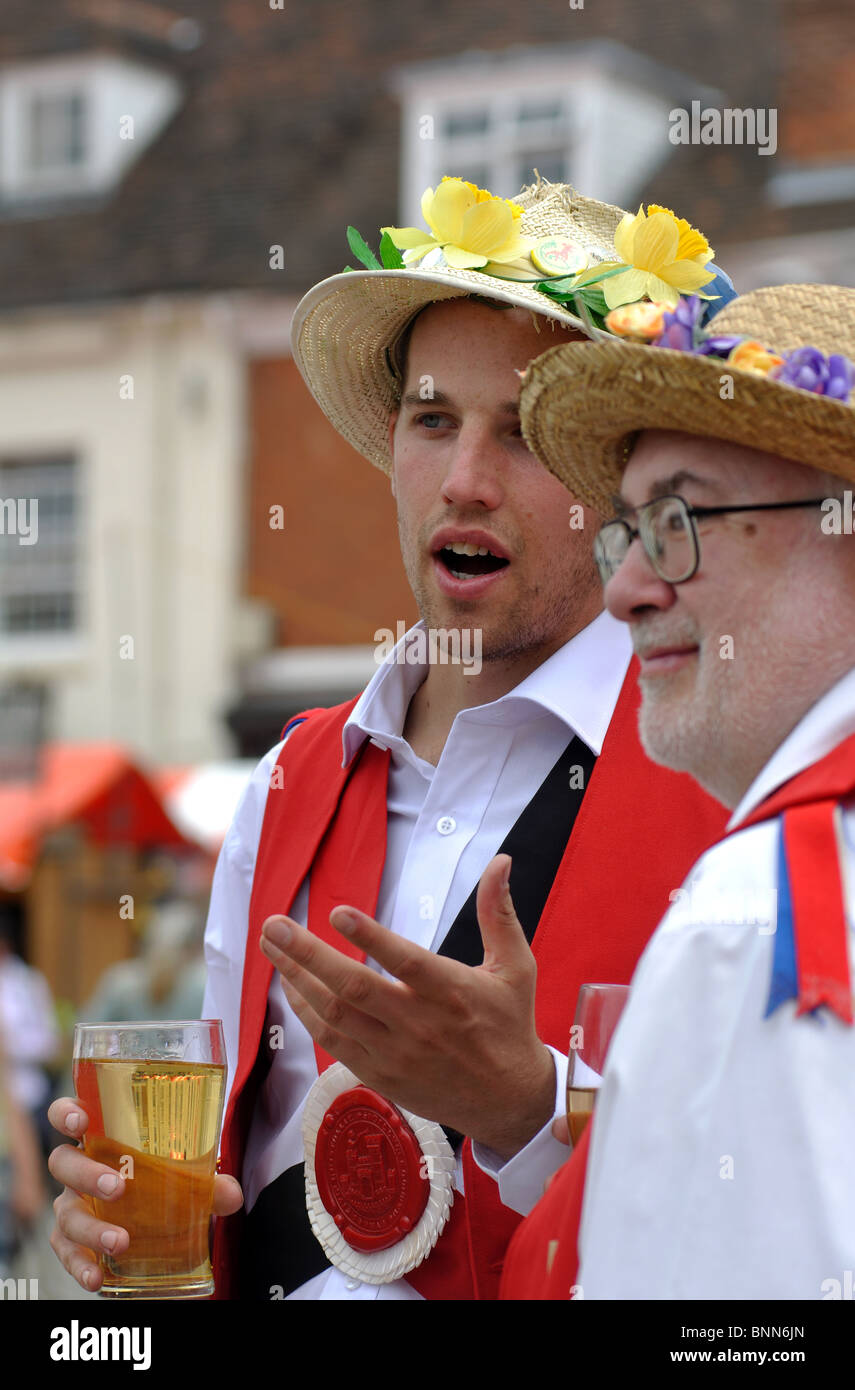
[340,610,632,767]
[729,664,855,829]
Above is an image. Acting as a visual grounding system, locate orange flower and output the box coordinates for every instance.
[604,301,670,341]
[727,340,784,376]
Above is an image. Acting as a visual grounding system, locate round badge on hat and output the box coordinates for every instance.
[531,236,590,277]
[303,1062,456,1284]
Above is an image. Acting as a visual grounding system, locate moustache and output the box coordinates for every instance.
[632,620,701,660]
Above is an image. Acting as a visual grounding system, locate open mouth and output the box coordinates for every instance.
[436,543,510,581]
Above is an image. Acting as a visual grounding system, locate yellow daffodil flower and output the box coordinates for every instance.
[382,177,537,270]
[578,206,716,310]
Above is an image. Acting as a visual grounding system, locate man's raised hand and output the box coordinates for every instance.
[260,852,555,1158]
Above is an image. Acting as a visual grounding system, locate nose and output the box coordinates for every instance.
[441,419,505,510]
[604,536,677,623]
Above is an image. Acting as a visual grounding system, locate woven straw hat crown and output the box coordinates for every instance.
[520,283,855,514]
[290,179,630,475]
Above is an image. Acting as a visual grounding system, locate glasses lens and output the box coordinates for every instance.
[644,497,697,583]
[594,523,630,584]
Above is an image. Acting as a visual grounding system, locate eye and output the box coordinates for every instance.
[661,503,688,533]
[414,412,453,430]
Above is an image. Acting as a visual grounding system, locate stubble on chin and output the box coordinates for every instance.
[635,659,714,780]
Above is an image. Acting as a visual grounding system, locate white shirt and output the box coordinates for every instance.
[203,612,631,1300]
[0,954,58,1109]
[577,664,855,1300]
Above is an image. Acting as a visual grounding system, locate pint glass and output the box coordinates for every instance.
[72,1020,226,1299]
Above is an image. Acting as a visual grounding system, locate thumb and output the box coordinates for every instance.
[213,1173,244,1216]
[475,854,531,974]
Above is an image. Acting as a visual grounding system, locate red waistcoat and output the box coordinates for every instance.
[500,729,855,1300]
[213,659,727,1299]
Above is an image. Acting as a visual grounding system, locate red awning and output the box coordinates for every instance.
[0,742,196,890]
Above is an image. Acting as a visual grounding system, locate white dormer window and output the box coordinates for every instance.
[393,42,716,224]
[0,54,181,206]
[430,93,576,200]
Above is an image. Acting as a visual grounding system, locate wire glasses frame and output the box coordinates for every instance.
[594,494,832,586]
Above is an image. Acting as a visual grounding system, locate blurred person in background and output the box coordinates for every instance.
[0,908,59,1163]
[78,900,207,1026]
[0,1042,46,1279]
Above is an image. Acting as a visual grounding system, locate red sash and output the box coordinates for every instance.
[500,729,855,1300]
[213,658,727,1299]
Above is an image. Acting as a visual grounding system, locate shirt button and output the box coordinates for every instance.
[345,1278,361,1291]
[436,816,456,835]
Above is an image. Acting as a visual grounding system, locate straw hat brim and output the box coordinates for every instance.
[291,267,595,475]
[520,339,855,515]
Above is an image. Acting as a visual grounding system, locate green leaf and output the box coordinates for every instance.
[534,280,577,304]
[544,276,581,295]
[575,284,610,317]
[346,226,382,271]
[583,307,608,333]
[379,232,405,269]
[571,263,629,290]
[341,264,357,273]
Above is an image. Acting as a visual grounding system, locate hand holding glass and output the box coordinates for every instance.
[72,1020,226,1299]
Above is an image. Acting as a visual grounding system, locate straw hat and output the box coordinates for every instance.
[290,178,636,475]
[519,283,855,515]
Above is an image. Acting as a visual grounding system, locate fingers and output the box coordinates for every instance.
[213,1174,244,1216]
[276,960,389,1049]
[48,1097,89,1140]
[48,1142,127,1201]
[474,854,532,974]
[328,908,459,1001]
[262,913,442,1016]
[276,973,373,1073]
[50,1188,128,1292]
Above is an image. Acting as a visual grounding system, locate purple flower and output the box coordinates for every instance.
[773,346,855,402]
[826,354,855,403]
[652,297,743,359]
[653,295,704,351]
[696,334,744,357]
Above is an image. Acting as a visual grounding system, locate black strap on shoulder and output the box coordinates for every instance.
[438,733,596,966]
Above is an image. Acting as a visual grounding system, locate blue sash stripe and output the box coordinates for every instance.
[764,824,798,1018]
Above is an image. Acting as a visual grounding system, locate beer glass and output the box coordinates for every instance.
[72,1020,226,1299]
[566,984,629,1145]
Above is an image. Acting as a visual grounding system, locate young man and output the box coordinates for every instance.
[509,281,855,1298]
[48,179,728,1300]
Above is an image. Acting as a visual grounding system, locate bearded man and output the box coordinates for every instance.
[505,282,855,1299]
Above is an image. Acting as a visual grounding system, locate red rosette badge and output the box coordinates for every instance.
[303,1063,455,1283]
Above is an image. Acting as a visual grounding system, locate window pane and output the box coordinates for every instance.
[517,98,563,124]
[442,109,489,139]
[0,456,78,635]
[27,91,87,170]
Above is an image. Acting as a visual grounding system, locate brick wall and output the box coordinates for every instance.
[247,357,417,646]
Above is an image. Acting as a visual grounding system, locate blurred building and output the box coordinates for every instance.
[0,0,850,761]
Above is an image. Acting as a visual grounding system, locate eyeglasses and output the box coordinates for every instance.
[594,494,831,586]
